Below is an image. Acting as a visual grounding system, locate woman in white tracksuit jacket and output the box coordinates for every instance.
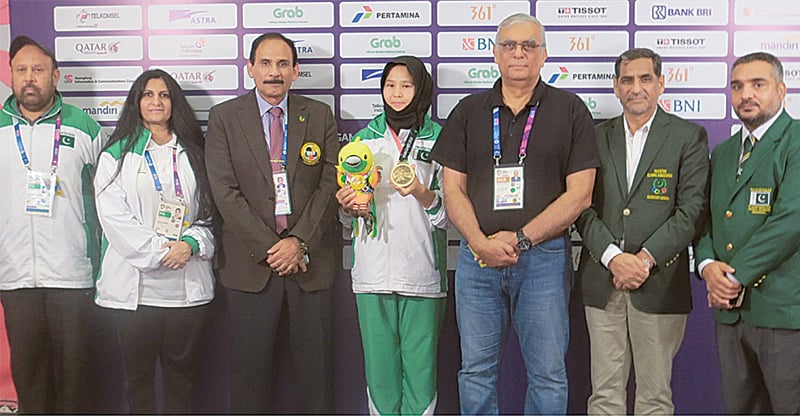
[94,70,215,414]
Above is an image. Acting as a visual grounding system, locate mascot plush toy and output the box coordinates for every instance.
[337,137,381,236]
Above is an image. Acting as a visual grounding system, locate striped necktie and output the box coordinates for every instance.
[737,135,756,180]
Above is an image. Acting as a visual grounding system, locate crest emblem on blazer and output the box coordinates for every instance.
[301,142,322,166]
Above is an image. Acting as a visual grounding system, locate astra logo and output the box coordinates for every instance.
[294,40,314,55]
[352,6,373,23]
[461,37,494,51]
[169,9,204,22]
[361,69,383,81]
[548,67,569,83]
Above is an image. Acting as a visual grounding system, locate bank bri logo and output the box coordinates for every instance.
[548,67,569,83]
[352,6,373,23]
[652,5,667,20]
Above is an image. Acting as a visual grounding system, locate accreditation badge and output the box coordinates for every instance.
[493,165,524,210]
[25,171,57,217]
[273,171,292,216]
[155,201,186,241]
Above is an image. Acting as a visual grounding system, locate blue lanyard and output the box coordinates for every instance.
[144,145,184,200]
[492,105,537,166]
[14,114,62,172]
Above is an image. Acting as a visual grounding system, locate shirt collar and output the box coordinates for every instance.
[255,90,288,118]
[489,78,546,109]
[622,108,658,138]
[742,107,783,144]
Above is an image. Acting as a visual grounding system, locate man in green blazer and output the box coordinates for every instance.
[696,52,800,414]
[576,48,709,415]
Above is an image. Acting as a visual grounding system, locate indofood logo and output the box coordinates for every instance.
[83,100,124,116]
[361,68,383,81]
[548,67,569,83]
[352,6,373,23]
[169,9,216,24]
[74,41,120,55]
[651,4,713,20]
[461,36,494,51]
[351,4,421,23]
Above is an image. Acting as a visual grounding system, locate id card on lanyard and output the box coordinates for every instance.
[271,113,293,216]
[16,115,62,217]
[145,146,187,240]
[492,105,536,211]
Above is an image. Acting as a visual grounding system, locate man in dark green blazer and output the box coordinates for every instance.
[576,48,709,415]
[696,52,800,414]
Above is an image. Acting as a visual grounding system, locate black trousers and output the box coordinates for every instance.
[111,303,209,414]
[0,288,93,414]
[716,320,800,414]
[227,278,333,414]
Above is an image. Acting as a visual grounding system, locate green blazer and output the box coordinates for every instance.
[577,108,709,314]
[695,110,800,329]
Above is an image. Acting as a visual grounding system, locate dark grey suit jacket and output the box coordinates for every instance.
[576,108,709,314]
[205,90,341,293]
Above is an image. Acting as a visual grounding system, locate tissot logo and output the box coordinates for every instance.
[558,6,607,15]
[657,38,706,46]
[361,69,383,81]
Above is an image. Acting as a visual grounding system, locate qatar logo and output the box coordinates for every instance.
[352,6,373,23]
[204,70,215,82]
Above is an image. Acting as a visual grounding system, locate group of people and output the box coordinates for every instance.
[0,10,798,416]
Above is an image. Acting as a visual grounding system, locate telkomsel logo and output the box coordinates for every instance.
[548,67,569,83]
[361,69,383,81]
[352,6,373,23]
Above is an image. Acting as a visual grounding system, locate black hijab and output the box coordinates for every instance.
[380,56,433,134]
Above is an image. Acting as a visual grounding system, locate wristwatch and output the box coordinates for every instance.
[293,236,310,265]
[516,229,532,251]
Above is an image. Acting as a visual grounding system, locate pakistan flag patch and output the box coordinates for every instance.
[60,134,75,148]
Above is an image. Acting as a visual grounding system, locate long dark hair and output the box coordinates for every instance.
[100,69,216,221]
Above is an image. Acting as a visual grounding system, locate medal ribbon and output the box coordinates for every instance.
[394,128,417,162]
[492,105,537,166]
[14,114,62,173]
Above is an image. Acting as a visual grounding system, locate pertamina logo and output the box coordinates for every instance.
[461,36,494,51]
[548,67,569,83]
[352,6,373,23]
[351,4,421,24]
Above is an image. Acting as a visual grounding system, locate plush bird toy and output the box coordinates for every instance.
[337,137,381,237]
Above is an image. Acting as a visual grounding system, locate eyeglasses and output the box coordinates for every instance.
[497,40,544,54]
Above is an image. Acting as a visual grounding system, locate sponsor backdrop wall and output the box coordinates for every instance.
[8,0,800,413]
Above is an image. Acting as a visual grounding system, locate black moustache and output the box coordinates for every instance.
[263,80,284,85]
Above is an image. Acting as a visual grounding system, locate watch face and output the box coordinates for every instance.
[517,239,532,251]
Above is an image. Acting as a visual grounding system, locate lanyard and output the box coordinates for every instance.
[144,146,184,200]
[492,105,537,166]
[390,128,417,162]
[14,114,62,173]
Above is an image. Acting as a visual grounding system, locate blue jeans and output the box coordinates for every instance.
[455,237,572,415]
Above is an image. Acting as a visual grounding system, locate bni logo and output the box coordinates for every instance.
[652,5,667,20]
[361,69,383,82]
[352,6,373,23]
[548,67,569,83]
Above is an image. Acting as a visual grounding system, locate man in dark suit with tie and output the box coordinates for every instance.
[576,48,709,414]
[696,52,800,414]
[204,33,340,413]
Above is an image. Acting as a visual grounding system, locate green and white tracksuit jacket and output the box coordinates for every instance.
[347,113,448,296]
[0,94,102,290]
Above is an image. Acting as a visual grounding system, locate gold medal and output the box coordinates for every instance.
[390,161,415,188]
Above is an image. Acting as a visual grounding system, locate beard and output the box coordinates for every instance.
[735,100,779,130]
[15,83,55,114]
